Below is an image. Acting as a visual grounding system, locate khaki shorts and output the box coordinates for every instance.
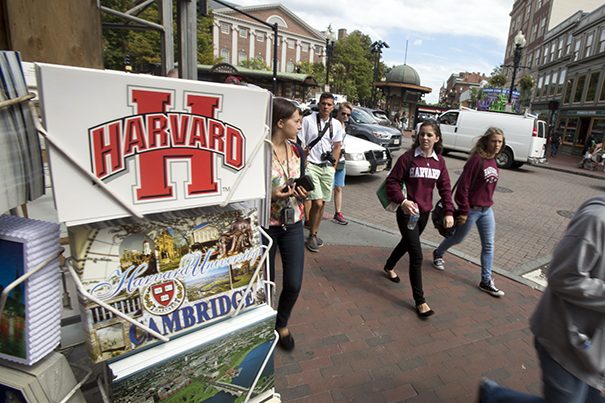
[306,163,335,202]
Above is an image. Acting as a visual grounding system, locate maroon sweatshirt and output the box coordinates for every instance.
[385,148,454,215]
[455,154,498,216]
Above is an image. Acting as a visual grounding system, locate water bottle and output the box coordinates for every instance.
[407,207,419,230]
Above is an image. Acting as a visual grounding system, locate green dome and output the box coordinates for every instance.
[386,64,421,86]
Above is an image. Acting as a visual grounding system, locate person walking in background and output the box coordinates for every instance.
[332,101,354,225]
[298,92,343,252]
[265,98,310,351]
[432,127,506,297]
[383,120,454,317]
[550,129,562,158]
[479,194,605,403]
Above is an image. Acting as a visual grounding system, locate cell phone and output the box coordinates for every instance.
[281,178,295,193]
[294,175,315,192]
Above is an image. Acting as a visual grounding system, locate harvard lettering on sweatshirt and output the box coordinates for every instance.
[455,154,499,216]
[385,148,454,215]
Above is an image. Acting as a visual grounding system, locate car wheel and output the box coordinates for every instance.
[442,148,451,155]
[496,148,514,169]
[512,161,525,168]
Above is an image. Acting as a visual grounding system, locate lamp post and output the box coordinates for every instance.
[325,34,335,91]
[508,30,526,104]
[370,40,389,107]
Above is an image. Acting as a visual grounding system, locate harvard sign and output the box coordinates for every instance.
[37,64,270,226]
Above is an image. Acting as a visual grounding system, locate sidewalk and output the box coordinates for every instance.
[271,139,604,402]
[274,221,543,402]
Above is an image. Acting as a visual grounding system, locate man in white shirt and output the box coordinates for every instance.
[298,93,343,252]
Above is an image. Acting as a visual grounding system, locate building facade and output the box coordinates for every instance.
[211,3,328,74]
[503,0,604,96]
[531,4,605,155]
[439,72,488,107]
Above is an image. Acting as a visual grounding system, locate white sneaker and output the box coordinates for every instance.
[432,250,444,271]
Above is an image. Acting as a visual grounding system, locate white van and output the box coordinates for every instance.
[416,108,547,168]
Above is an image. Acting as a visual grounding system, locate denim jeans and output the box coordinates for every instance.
[436,207,495,284]
[265,221,305,329]
[480,338,605,403]
[386,209,430,305]
[551,143,560,157]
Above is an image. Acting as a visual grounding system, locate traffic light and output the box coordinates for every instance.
[197,0,207,17]
[124,54,132,71]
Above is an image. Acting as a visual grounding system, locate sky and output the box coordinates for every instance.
[232,0,514,104]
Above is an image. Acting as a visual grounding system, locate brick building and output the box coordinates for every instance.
[439,72,489,107]
[211,2,328,73]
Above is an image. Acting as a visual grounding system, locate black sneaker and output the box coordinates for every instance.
[479,279,505,297]
[432,250,444,271]
[316,235,324,248]
[305,235,319,252]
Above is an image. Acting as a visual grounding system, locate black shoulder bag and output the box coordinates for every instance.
[432,158,483,238]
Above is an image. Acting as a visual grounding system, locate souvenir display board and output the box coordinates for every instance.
[36,63,270,226]
[68,208,269,363]
[0,214,61,365]
[110,305,276,403]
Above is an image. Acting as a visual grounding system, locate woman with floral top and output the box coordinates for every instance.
[265,98,309,351]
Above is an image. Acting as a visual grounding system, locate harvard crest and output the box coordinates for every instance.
[143,279,185,315]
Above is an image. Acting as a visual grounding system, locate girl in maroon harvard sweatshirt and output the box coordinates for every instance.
[383,120,454,317]
[433,127,506,298]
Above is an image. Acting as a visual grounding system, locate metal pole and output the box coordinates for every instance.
[273,24,278,95]
[509,44,521,104]
[325,38,330,90]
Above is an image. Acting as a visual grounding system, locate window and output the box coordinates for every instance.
[535,49,541,66]
[550,42,556,61]
[558,70,566,95]
[537,76,544,94]
[600,29,605,53]
[543,75,550,97]
[507,44,511,57]
[527,52,533,68]
[257,32,264,42]
[564,77,574,104]
[239,28,247,38]
[573,39,581,61]
[591,119,605,144]
[564,117,578,143]
[539,18,546,36]
[511,18,516,32]
[238,51,247,64]
[585,72,600,103]
[288,39,295,49]
[257,54,264,61]
[525,5,530,21]
[543,46,549,64]
[221,23,229,34]
[316,45,322,54]
[600,76,605,102]
[574,75,586,103]
[537,0,542,8]
[550,72,558,95]
[286,61,294,72]
[566,34,573,55]
[557,38,563,58]
[302,43,308,52]
[518,15,521,27]
[584,33,593,58]
[532,24,538,41]
[220,48,230,61]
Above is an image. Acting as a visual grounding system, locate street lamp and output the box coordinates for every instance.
[325,33,336,91]
[508,30,526,103]
[370,40,389,106]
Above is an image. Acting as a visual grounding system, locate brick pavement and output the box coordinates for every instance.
[274,246,543,402]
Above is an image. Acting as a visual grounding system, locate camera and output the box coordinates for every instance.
[281,178,295,193]
[321,151,336,165]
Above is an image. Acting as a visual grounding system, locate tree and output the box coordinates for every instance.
[239,57,270,71]
[469,87,483,109]
[519,75,535,105]
[101,0,219,73]
[488,65,507,88]
[331,30,373,102]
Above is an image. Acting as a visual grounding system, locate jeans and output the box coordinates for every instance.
[265,221,305,329]
[480,338,605,403]
[550,143,560,157]
[385,209,430,305]
[435,207,495,284]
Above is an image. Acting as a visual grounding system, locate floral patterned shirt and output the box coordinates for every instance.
[269,141,305,226]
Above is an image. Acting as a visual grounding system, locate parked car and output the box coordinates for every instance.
[345,107,402,152]
[344,134,392,176]
[414,107,547,169]
[359,107,392,127]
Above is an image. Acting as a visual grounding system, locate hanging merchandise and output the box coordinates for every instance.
[35,63,271,227]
